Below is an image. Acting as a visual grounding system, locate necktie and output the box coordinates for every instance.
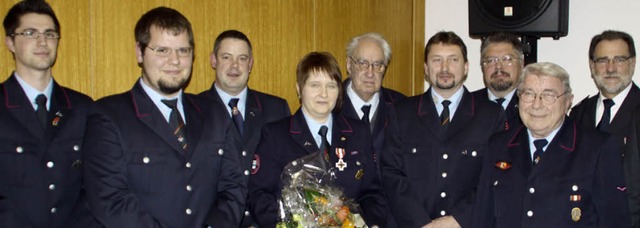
[597,99,615,132]
[161,99,187,150]
[35,94,48,128]
[228,98,244,136]
[440,100,451,126]
[532,139,548,165]
[318,125,330,161]
[361,105,372,130]
[495,98,506,110]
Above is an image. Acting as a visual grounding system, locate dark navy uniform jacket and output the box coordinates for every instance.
[340,78,406,165]
[199,86,291,180]
[381,87,505,227]
[83,82,246,228]
[570,83,640,226]
[473,119,631,228]
[472,88,521,131]
[247,110,387,227]
[0,74,96,227]
[199,86,290,227]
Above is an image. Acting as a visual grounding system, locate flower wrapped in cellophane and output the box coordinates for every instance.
[276,150,367,228]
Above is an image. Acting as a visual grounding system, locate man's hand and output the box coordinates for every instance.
[422,216,461,228]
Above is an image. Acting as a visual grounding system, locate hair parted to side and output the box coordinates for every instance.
[296,51,344,111]
[135,6,194,56]
[346,32,392,65]
[424,31,468,63]
[3,0,60,37]
[518,62,572,93]
[213,29,252,57]
[589,30,636,60]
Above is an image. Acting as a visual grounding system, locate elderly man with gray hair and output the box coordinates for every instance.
[473,62,631,227]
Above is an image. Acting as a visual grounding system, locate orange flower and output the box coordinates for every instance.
[336,206,350,222]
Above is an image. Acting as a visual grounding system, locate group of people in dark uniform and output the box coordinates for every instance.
[1,0,639,227]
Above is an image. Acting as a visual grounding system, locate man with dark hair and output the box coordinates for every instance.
[199,29,290,227]
[473,32,525,130]
[381,31,505,227]
[83,7,245,227]
[569,30,640,226]
[0,1,95,227]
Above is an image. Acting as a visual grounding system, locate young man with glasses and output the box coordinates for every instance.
[82,7,245,227]
[381,31,505,228]
[341,32,406,228]
[473,62,631,227]
[473,32,525,131]
[0,1,97,227]
[569,30,640,227]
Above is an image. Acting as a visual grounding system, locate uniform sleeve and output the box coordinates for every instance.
[247,126,281,227]
[595,135,632,227]
[380,107,431,227]
[82,107,165,227]
[206,123,247,227]
[355,124,387,227]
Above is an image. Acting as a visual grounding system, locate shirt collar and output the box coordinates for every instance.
[214,83,248,118]
[487,88,516,109]
[526,121,562,158]
[431,86,464,120]
[346,80,380,120]
[14,72,53,111]
[139,78,185,123]
[302,110,334,147]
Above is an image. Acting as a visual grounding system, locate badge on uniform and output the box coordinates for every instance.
[52,111,63,126]
[494,161,512,170]
[251,154,260,174]
[571,207,581,222]
[355,169,364,179]
[335,148,347,171]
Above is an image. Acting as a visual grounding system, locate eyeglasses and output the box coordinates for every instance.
[518,90,569,105]
[482,55,520,67]
[147,46,193,57]
[350,57,386,72]
[10,29,60,40]
[592,56,632,67]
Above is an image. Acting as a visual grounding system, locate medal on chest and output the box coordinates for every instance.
[335,148,347,171]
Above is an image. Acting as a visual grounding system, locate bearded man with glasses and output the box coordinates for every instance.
[473,32,525,131]
[569,30,640,227]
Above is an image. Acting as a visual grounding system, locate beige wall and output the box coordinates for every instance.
[1,0,424,111]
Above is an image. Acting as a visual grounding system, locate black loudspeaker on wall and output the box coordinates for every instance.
[469,0,569,39]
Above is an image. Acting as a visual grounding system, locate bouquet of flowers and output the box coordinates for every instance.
[276,150,367,228]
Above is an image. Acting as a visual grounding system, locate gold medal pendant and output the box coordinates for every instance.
[355,169,364,179]
[571,207,581,222]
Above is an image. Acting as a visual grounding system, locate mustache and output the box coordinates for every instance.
[437,72,454,77]
[491,70,510,78]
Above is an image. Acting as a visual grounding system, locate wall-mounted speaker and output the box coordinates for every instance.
[469,0,569,39]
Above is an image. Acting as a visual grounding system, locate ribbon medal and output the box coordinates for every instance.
[335,148,347,171]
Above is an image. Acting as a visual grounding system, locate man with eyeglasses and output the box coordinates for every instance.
[473,32,525,131]
[82,7,245,227]
[381,31,505,228]
[198,29,291,228]
[473,62,631,227]
[340,32,405,228]
[569,30,640,226]
[0,1,98,227]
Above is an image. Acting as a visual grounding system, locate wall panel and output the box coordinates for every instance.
[1,0,424,111]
